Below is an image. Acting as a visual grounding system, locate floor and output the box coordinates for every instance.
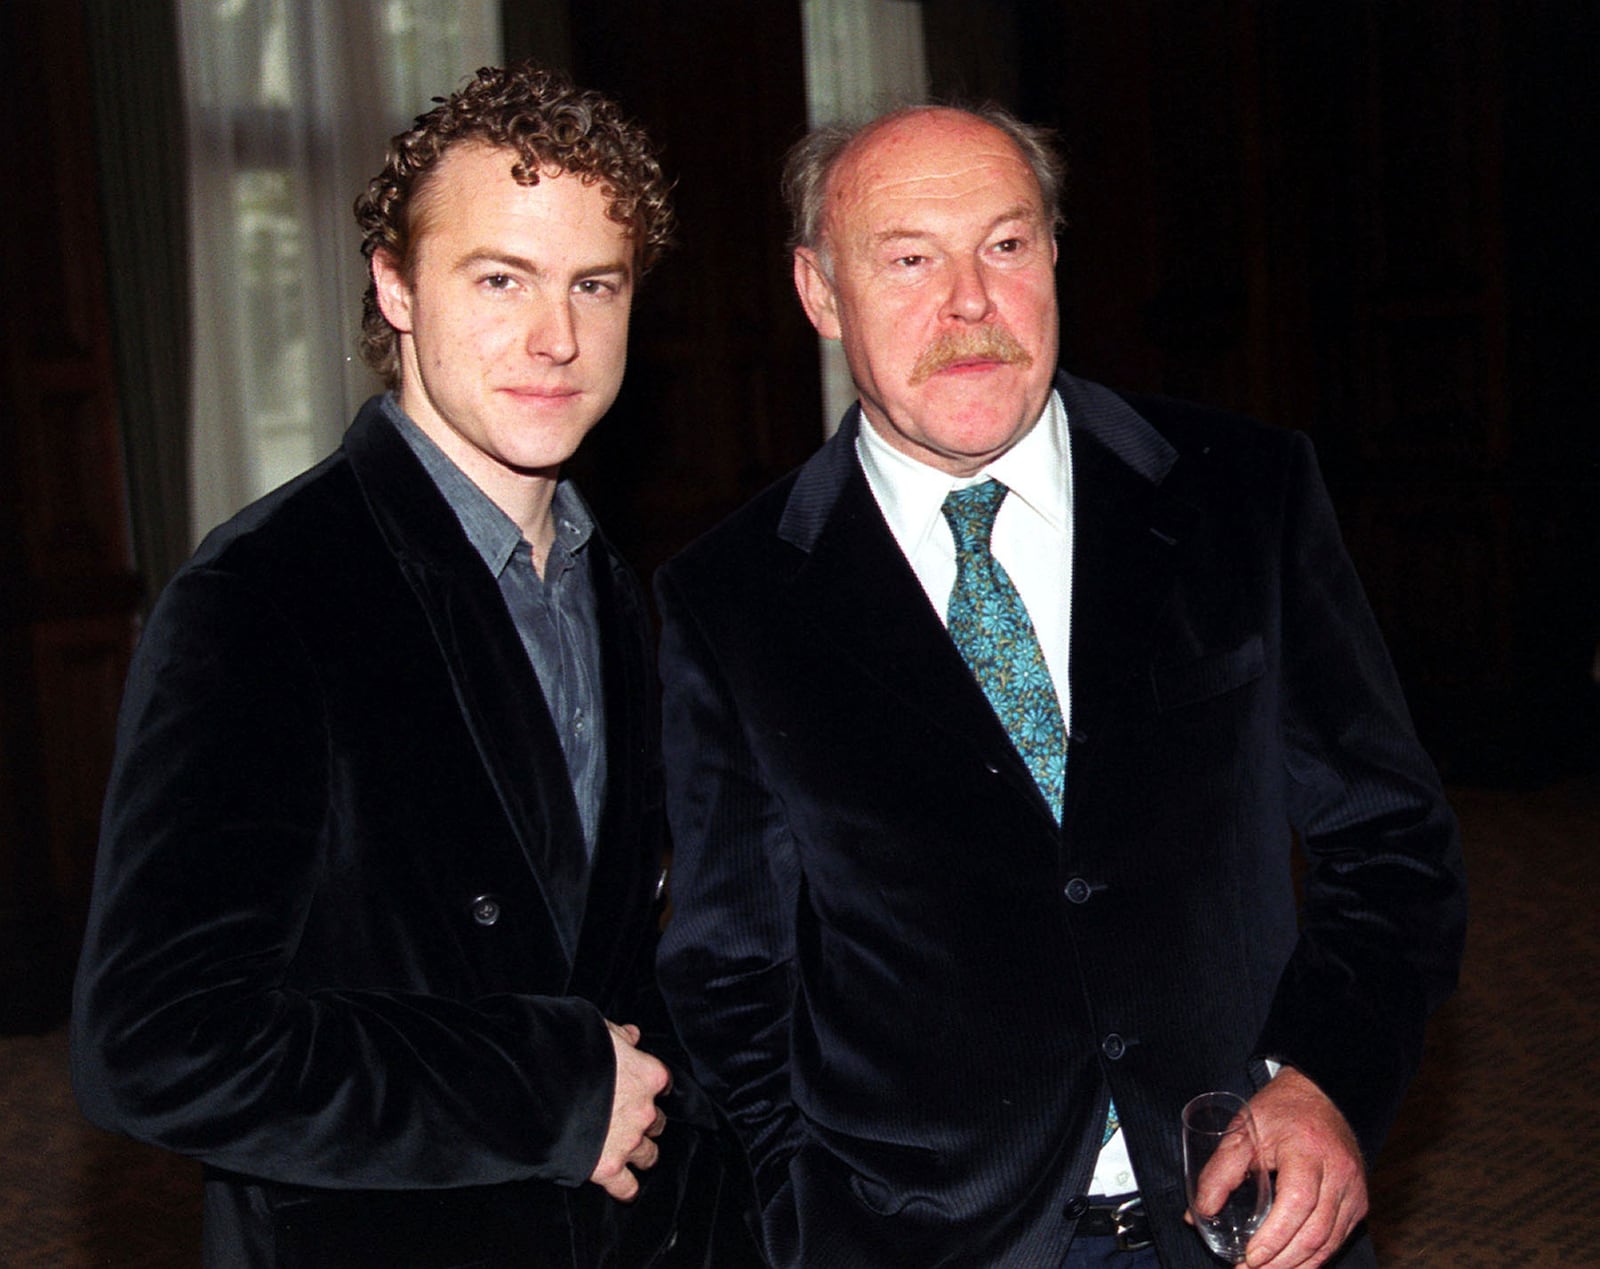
[2,774,1596,1266]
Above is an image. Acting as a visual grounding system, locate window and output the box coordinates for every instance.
[179,0,501,541]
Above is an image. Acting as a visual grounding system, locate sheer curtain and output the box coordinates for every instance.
[86,0,194,601]
[800,0,929,436]
[178,0,500,543]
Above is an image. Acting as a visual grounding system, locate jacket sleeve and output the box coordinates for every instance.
[653,563,806,1209]
[70,563,615,1192]
[1255,431,1467,1159]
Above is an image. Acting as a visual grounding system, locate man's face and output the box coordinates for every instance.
[794,110,1059,476]
[373,142,633,504]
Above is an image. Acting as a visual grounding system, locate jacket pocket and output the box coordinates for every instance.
[1150,634,1265,712]
[804,1122,946,1218]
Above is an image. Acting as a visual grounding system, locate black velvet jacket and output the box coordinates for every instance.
[654,372,1467,1268]
[72,399,733,1267]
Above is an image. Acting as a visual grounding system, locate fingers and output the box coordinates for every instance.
[593,1130,664,1201]
[1242,1069,1369,1268]
[1192,1125,1255,1217]
[1246,1155,1367,1269]
[593,1161,643,1202]
[589,1019,671,1202]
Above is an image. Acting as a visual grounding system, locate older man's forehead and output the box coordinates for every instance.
[826,114,1045,232]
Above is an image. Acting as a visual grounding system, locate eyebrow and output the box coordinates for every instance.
[868,204,1043,247]
[454,249,633,282]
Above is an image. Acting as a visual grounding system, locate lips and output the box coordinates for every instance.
[500,385,581,401]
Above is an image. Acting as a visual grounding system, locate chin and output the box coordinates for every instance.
[938,413,1030,449]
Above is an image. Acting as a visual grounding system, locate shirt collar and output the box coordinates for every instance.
[987,390,1070,533]
[855,389,1071,552]
[382,393,593,577]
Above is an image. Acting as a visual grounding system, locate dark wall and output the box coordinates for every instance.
[1,1,139,1031]
[1028,0,1598,782]
[513,0,824,581]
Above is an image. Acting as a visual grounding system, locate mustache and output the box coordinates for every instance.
[907,325,1033,386]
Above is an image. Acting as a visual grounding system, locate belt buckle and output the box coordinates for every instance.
[1112,1197,1152,1252]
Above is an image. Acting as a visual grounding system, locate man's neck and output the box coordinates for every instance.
[398,398,560,572]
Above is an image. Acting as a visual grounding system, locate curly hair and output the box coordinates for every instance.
[354,62,675,387]
[782,103,1065,277]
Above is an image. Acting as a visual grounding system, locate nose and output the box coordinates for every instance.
[527,295,578,364]
[941,255,995,324]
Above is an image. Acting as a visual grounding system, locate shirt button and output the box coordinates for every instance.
[1064,1196,1089,1219]
[1102,1033,1127,1060]
[1064,877,1092,904]
[471,894,502,926]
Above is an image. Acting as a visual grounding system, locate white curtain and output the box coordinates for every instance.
[178,0,501,543]
[800,0,930,436]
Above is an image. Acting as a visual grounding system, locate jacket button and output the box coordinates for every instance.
[1064,877,1092,904]
[1064,1196,1089,1219]
[471,894,502,926]
[1102,1033,1127,1060]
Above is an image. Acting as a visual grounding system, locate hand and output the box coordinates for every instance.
[1236,1067,1368,1268]
[589,1021,671,1202]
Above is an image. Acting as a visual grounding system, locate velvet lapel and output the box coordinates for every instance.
[342,401,590,962]
[779,412,1058,827]
[1055,374,1189,837]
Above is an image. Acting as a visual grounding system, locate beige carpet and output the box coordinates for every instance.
[3,775,1596,1266]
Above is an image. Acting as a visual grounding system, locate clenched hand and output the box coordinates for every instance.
[589,1021,671,1201]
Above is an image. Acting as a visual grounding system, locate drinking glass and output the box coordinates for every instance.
[1182,1091,1273,1264]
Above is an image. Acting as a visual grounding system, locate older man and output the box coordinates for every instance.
[72,64,744,1268]
[654,104,1465,1268]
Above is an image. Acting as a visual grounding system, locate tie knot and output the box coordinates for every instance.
[941,480,1008,554]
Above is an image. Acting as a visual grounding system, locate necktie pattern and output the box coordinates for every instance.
[941,480,1066,822]
[942,481,1120,1147]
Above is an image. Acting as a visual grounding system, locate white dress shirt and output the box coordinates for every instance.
[856,391,1141,1197]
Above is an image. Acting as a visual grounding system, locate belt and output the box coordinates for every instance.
[1074,1195,1151,1252]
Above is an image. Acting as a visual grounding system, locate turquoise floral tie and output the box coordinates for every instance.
[942,480,1120,1146]
[942,480,1066,821]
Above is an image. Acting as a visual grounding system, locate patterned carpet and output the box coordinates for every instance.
[2,774,1596,1266]
[0,1026,200,1265]
[1366,773,1600,1267]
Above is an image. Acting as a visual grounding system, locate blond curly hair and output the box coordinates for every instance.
[354,63,675,387]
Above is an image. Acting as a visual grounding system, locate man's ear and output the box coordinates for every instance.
[793,248,842,341]
[370,247,414,334]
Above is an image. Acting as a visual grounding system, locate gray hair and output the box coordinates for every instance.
[780,103,1067,271]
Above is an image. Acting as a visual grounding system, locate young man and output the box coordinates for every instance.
[655,105,1466,1268]
[73,64,729,1268]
